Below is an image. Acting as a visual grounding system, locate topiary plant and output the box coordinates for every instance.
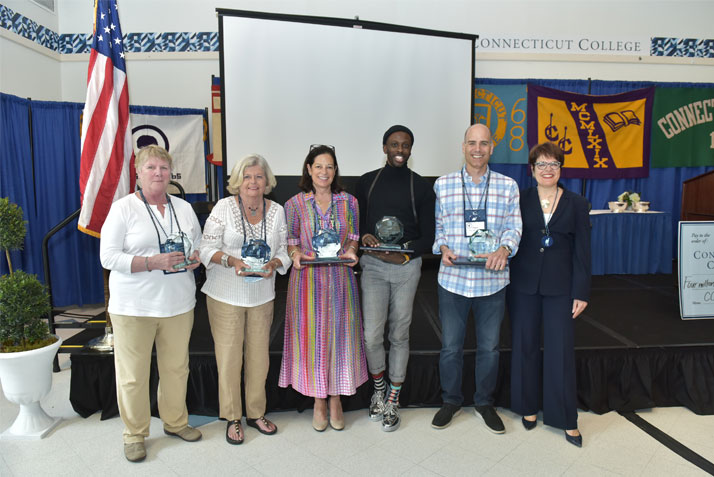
[0,197,53,352]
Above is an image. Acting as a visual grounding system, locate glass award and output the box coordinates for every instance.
[361,216,414,254]
[304,228,353,265]
[164,232,197,273]
[452,229,500,267]
[241,239,272,275]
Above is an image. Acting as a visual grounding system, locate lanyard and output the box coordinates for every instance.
[461,167,490,214]
[311,193,336,236]
[139,190,183,248]
[542,187,559,238]
[238,196,267,243]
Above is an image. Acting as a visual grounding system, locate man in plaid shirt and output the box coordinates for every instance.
[431,124,522,433]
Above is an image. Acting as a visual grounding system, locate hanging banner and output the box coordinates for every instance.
[651,87,714,167]
[474,83,528,164]
[208,76,223,167]
[130,113,206,194]
[527,84,655,179]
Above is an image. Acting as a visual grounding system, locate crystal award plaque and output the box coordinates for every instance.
[165,232,198,273]
[452,229,500,267]
[240,239,272,275]
[360,216,414,254]
[302,228,354,265]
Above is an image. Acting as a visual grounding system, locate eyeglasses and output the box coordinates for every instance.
[310,144,336,153]
[534,161,561,170]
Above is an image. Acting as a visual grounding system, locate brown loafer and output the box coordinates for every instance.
[124,442,146,462]
[164,426,202,442]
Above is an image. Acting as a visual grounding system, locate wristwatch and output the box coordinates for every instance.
[500,244,512,255]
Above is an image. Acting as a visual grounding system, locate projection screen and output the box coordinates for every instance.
[218,10,476,177]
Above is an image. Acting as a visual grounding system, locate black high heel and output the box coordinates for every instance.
[564,430,582,447]
[521,416,537,430]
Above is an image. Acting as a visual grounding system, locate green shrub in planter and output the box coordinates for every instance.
[0,198,53,353]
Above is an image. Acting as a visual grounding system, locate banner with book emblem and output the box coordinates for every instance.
[527,84,655,178]
[651,87,714,167]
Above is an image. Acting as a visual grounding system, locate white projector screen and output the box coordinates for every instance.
[219,10,475,177]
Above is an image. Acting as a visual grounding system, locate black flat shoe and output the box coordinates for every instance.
[246,416,277,435]
[226,420,244,445]
[521,417,537,430]
[565,430,582,447]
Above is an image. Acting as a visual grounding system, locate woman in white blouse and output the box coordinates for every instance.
[199,154,290,445]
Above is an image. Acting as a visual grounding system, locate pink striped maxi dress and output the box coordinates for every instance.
[278,191,368,397]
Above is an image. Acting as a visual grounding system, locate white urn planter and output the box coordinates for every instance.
[0,336,62,439]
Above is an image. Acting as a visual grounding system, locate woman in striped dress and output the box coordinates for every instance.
[279,144,367,432]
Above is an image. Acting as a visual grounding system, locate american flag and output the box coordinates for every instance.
[78,0,134,237]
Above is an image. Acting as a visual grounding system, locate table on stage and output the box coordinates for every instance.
[589,210,672,275]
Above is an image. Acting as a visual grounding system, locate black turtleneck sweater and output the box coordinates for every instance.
[355,163,435,257]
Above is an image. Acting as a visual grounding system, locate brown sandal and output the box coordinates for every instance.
[246,416,277,435]
[226,420,244,445]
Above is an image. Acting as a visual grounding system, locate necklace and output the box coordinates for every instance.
[247,205,259,217]
[538,187,557,210]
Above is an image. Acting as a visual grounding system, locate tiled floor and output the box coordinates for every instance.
[2,336,713,476]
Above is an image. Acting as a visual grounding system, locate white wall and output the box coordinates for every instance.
[0,35,61,99]
[2,0,713,110]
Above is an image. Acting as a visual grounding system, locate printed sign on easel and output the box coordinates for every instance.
[678,221,714,319]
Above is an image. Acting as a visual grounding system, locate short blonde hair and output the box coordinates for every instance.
[135,145,173,172]
[227,154,277,195]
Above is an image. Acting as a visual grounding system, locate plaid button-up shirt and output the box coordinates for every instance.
[432,165,522,297]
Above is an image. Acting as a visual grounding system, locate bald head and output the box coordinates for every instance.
[464,123,492,142]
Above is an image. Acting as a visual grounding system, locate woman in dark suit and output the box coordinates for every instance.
[507,141,591,447]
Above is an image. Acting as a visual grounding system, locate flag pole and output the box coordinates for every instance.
[78,0,133,351]
[86,269,113,351]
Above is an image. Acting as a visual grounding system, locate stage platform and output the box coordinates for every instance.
[67,258,714,420]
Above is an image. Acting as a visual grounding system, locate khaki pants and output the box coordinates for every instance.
[206,296,273,420]
[111,310,194,444]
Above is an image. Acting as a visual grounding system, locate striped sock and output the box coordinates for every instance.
[372,372,387,394]
[387,383,402,404]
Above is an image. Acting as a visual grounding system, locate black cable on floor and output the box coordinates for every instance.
[619,411,714,476]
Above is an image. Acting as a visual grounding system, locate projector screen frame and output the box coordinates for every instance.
[216,8,477,196]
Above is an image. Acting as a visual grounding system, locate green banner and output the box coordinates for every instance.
[651,87,714,167]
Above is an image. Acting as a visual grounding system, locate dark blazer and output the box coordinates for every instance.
[509,185,591,300]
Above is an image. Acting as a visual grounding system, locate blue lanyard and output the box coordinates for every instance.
[139,190,182,248]
[461,168,490,211]
[311,193,336,236]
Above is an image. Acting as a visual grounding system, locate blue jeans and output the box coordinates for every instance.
[360,254,422,383]
[438,285,505,406]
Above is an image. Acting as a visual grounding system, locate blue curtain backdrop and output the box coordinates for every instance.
[0,93,208,307]
[478,78,714,259]
[31,100,105,307]
[0,95,37,276]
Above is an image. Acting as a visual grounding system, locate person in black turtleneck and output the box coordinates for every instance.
[355,125,436,432]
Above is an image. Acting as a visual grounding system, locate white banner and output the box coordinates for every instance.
[678,221,714,320]
[130,113,205,194]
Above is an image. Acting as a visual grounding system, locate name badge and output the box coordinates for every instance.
[464,209,486,237]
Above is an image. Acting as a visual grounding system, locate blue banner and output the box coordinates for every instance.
[473,83,528,164]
